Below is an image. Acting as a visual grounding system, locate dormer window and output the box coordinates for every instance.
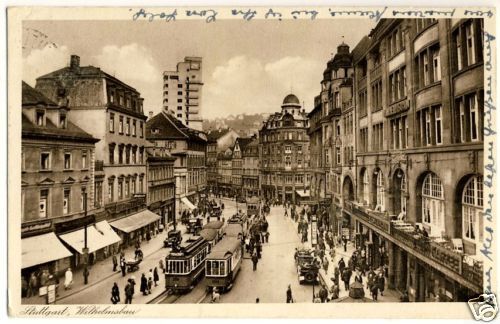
[151,128,160,134]
[36,110,45,126]
[59,114,67,129]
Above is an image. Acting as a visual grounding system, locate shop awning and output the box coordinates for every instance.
[296,190,310,198]
[22,232,73,269]
[181,197,197,210]
[110,209,161,233]
[59,221,121,254]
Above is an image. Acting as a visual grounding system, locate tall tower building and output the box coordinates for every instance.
[162,57,203,131]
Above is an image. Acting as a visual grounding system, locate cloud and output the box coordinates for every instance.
[93,43,160,85]
[203,55,323,119]
[23,45,70,86]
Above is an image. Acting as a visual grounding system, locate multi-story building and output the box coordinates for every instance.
[162,57,203,131]
[345,18,484,302]
[231,137,253,200]
[242,135,260,198]
[146,111,207,218]
[260,94,311,204]
[21,81,103,279]
[146,147,176,228]
[206,128,240,196]
[35,55,159,252]
[309,42,356,236]
[217,150,233,197]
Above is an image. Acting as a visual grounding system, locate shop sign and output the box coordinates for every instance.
[54,215,95,234]
[21,220,52,237]
[47,284,56,304]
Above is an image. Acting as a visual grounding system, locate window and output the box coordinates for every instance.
[94,180,103,207]
[432,48,441,82]
[39,189,48,218]
[362,170,369,205]
[435,106,442,145]
[82,151,88,169]
[118,179,123,200]
[466,22,476,66]
[389,66,407,103]
[425,109,432,146]
[108,178,114,202]
[80,187,87,211]
[422,172,445,237]
[359,128,368,153]
[118,146,124,164]
[453,20,483,72]
[40,152,51,170]
[63,153,72,169]
[372,123,384,151]
[126,118,130,135]
[400,173,407,213]
[462,176,483,243]
[125,178,129,197]
[359,89,367,117]
[131,178,136,194]
[456,92,483,143]
[423,51,430,86]
[456,32,463,71]
[132,120,136,136]
[371,80,383,111]
[109,113,115,133]
[59,114,67,129]
[336,146,341,164]
[119,116,124,134]
[63,188,70,215]
[109,145,115,164]
[416,18,437,34]
[36,111,45,126]
[139,177,144,193]
[376,171,385,211]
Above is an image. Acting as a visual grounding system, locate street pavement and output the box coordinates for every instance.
[209,204,315,303]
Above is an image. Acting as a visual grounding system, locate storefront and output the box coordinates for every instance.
[22,232,73,284]
[110,208,161,247]
[58,220,122,267]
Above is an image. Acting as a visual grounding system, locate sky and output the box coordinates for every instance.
[22,19,375,119]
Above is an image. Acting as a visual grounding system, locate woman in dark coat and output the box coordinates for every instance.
[140,273,148,295]
[111,282,120,304]
[377,272,386,296]
[153,267,159,287]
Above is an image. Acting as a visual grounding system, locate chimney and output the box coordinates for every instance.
[149,111,154,119]
[70,55,80,70]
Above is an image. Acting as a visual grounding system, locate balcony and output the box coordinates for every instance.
[349,202,483,291]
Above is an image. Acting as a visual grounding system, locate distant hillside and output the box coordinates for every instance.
[203,113,270,137]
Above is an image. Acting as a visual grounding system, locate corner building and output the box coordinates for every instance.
[347,18,484,302]
[260,94,311,204]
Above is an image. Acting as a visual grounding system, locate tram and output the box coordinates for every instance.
[205,236,243,292]
[225,222,245,239]
[202,220,226,242]
[199,228,217,252]
[246,196,260,217]
[164,236,210,293]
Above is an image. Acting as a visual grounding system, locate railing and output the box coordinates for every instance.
[95,160,104,172]
[350,201,483,289]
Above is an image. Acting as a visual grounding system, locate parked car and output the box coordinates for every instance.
[164,229,182,248]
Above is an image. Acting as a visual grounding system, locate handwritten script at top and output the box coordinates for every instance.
[130,7,494,23]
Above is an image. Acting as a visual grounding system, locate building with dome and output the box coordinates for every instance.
[308,41,355,238]
[259,94,311,204]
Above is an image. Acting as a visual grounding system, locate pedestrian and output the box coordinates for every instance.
[112,254,118,272]
[341,268,352,291]
[284,208,288,217]
[265,231,270,243]
[251,253,259,271]
[256,242,262,259]
[371,282,379,301]
[27,272,37,298]
[319,285,328,303]
[212,288,220,303]
[286,284,293,303]
[338,258,346,273]
[333,266,340,285]
[255,298,260,303]
[153,267,159,287]
[64,267,73,290]
[120,257,126,277]
[159,259,165,274]
[330,283,340,300]
[140,273,148,296]
[111,282,120,304]
[377,272,385,296]
[21,276,28,298]
[323,256,329,272]
[124,280,133,304]
[354,271,363,284]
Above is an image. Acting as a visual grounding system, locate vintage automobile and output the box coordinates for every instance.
[187,218,203,235]
[294,248,319,284]
[163,229,182,248]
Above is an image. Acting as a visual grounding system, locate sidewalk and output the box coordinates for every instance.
[23,223,188,305]
[279,205,401,302]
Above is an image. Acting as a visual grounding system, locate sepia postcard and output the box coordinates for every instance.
[6,5,498,319]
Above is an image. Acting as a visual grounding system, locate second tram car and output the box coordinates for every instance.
[205,236,243,291]
[164,236,210,293]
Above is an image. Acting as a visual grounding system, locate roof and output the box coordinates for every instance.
[236,137,253,151]
[203,220,225,230]
[282,94,300,105]
[199,228,218,241]
[146,111,205,142]
[225,223,244,237]
[22,82,99,143]
[206,237,241,259]
[352,36,372,63]
[22,81,58,107]
[206,128,230,141]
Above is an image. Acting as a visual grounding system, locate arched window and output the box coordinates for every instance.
[400,173,407,213]
[376,171,385,211]
[422,173,445,237]
[362,170,369,205]
[462,176,483,243]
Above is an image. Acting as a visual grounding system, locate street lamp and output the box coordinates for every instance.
[83,192,89,285]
